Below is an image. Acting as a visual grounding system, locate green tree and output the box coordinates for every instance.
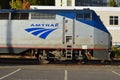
[9,0,55,9]
[10,0,22,9]
[9,0,39,9]
[109,0,118,7]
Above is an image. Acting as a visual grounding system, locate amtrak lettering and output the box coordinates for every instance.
[25,23,59,39]
[31,23,59,27]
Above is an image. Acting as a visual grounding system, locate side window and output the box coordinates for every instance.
[11,13,19,19]
[20,13,29,19]
[31,12,56,19]
[114,16,119,25]
[76,13,84,19]
[11,13,29,20]
[84,13,91,20]
[0,13,9,20]
[110,16,118,25]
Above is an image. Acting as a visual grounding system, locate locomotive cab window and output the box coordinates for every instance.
[0,13,9,19]
[76,13,84,19]
[76,12,92,20]
[11,13,29,20]
[84,13,91,20]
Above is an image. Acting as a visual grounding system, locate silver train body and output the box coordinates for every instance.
[0,7,111,61]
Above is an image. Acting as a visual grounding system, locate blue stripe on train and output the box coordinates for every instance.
[58,11,109,34]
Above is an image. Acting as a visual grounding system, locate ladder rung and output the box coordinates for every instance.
[66,50,72,60]
[66,45,72,60]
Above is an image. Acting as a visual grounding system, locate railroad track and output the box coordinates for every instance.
[0,55,120,65]
[0,57,120,65]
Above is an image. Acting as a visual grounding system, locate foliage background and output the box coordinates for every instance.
[0,0,55,9]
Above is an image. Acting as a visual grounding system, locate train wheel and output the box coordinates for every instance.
[37,54,49,64]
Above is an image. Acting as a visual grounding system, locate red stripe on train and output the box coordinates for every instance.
[0,46,109,50]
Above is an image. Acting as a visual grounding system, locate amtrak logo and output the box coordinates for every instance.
[25,23,58,39]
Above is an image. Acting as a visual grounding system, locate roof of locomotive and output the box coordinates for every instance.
[0,9,93,13]
[30,6,120,11]
[0,6,94,13]
[0,6,120,13]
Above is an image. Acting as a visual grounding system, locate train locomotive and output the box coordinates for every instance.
[0,7,112,63]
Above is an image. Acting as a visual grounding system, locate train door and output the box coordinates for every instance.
[63,16,75,60]
[63,17,74,45]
